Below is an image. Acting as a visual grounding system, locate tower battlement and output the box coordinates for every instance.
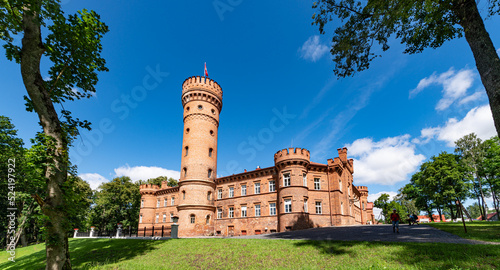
[182,76,223,99]
[274,147,310,165]
[139,184,159,195]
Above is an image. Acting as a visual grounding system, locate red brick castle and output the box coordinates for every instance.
[139,76,375,237]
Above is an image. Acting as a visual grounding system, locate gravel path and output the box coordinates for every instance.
[233,224,492,245]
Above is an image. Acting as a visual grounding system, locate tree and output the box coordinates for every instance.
[88,177,141,232]
[455,133,488,220]
[480,136,500,219]
[138,176,179,187]
[373,193,408,223]
[1,1,108,268]
[312,0,500,136]
[467,202,482,220]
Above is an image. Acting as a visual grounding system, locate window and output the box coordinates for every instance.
[316,201,322,214]
[190,214,195,224]
[208,169,212,178]
[255,204,261,216]
[241,206,247,217]
[141,200,144,208]
[183,191,186,200]
[155,214,159,223]
[198,105,203,110]
[269,180,275,192]
[185,146,188,156]
[139,214,143,223]
[241,185,247,196]
[163,214,166,223]
[362,202,365,210]
[303,174,307,186]
[164,198,168,206]
[285,199,292,213]
[206,215,210,225]
[348,185,351,196]
[314,178,321,190]
[270,203,276,215]
[339,179,342,192]
[183,167,187,177]
[157,199,160,207]
[229,187,234,198]
[304,198,308,213]
[229,207,234,218]
[170,213,174,222]
[254,183,261,194]
[283,173,290,187]
[218,189,222,199]
[217,208,222,219]
[209,148,213,157]
[207,192,211,201]
[341,202,344,215]
[171,197,175,205]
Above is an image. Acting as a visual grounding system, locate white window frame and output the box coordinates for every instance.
[157,199,160,208]
[303,173,307,186]
[241,206,247,217]
[155,214,159,223]
[254,183,261,194]
[139,214,143,223]
[190,215,195,224]
[164,198,168,207]
[163,213,166,223]
[217,208,222,219]
[316,201,322,214]
[171,197,175,205]
[218,189,222,199]
[314,178,321,190]
[269,180,275,192]
[170,213,174,222]
[304,199,308,213]
[283,173,290,187]
[270,203,276,215]
[229,187,234,198]
[341,202,344,215]
[241,185,247,196]
[339,179,342,192]
[255,204,261,217]
[229,207,234,218]
[141,200,144,208]
[285,199,292,213]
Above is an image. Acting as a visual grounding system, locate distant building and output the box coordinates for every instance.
[139,75,374,237]
[417,214,447,223]
[476,212,499,221]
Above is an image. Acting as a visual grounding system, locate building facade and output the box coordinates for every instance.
[139,75,374,237]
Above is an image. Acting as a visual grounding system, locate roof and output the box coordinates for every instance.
[476,212,498,220]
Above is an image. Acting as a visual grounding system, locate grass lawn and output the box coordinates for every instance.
[426,221,500,242]
[1,238,499,269]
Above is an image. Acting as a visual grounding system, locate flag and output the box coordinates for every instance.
[204,62,208,77]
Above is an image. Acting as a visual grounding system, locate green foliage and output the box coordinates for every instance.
[89,177,141,231]
[427,221,500,243]
[467,202,482,219]
[373,193,407,223]
[138,176,178,187]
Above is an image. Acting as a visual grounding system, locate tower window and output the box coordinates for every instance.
[186,128,190,133]
[183,167,187,177]
[185,146,188,156]
[208,169,212,178]
[210,130,214,136]
[283,173,290,187]
[206,215,210,225]
[186,107,190,111]
[207,191,212,201]
[183,191,186,200]
[285,199,292,213]
[211,109,216,115]
[209,148,213,157]
[190,214,195,224]
[198,105,203,110]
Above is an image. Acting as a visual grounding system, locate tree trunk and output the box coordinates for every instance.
[453,0,500,136]
[21,4,71,270]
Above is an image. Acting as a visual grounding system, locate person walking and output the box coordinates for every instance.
[390,209,401,233]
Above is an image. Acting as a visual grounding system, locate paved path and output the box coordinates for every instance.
[234,224,488,244]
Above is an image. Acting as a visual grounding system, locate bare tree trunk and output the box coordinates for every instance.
[453,0,500,136]
[21,3,71,270]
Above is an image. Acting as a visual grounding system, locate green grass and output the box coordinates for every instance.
[426,221,500,242]
[1,238,499,269]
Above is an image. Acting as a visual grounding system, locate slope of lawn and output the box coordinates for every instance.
[426,221,500,242]
[1,237,499,269]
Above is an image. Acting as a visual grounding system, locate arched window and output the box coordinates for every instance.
[190,214,195,224]
[182,191,186,200]
[183,167,187,177]
[207,191,211,201]
[209,148,213,157]
[185,146,189,156]
[208,169,212,178]
[206,215,210,225]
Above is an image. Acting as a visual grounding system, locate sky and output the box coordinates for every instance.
[2,0,499,218]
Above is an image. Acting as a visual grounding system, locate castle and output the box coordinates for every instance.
[139,75,374,237]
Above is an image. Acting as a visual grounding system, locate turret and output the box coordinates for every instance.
[274,148,311,231]
[177,76,222,237]
[138,184,160,229]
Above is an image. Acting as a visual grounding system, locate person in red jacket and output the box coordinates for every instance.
[390,209,401,233]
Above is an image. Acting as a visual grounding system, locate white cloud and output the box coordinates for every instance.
[79,173,109,190]
[299,36,329,62]
[114,165,180,182]
[347,135,425,185]
[458,91,484,105]
[410,68,475,110]
[418,105,496,147]
[367,191,398,219]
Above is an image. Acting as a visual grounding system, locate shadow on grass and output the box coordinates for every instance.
[293,240,500,269]
[0,238,167,270]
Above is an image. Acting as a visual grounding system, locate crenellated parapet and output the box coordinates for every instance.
[274,148,310,168]
[355,186,369,197]
[140,184,160,195]
[182,76,223,111]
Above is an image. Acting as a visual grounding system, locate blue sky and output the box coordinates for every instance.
[2,1,499,215]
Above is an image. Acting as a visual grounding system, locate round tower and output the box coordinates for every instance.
[177,76,222,237]
[138,184,160,230]
[274,148,310,232]
[356,185,369,224]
